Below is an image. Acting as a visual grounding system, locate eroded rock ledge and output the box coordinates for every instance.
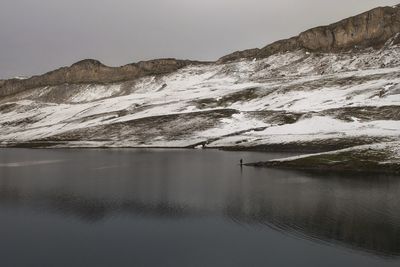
[219,5,400,63]
[0,58,207,97]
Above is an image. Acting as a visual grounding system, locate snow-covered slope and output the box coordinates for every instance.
[0,45,399,152]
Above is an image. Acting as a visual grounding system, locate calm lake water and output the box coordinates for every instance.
[0,148,400,267]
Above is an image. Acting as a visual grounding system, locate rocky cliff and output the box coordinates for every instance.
[2,5,400,97]
[0,58,206,97]
[219,5,400,62]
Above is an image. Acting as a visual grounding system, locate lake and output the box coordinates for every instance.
[0,148,399,267]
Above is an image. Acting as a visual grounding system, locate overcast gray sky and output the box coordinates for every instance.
[1,0,399,78]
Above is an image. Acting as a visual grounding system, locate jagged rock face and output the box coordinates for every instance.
[258,37,300,58]
[219,5,400,63]
[299,6,400,51]
[0,59,205,97]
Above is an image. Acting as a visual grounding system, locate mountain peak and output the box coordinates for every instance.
[70,59,105,68]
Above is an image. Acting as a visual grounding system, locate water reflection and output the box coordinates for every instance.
[0,148,400,259]
[224,173,400,258]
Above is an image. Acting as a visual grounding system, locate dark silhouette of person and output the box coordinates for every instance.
[240,159,243,166]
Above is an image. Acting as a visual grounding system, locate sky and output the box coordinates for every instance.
[1,0,399,79]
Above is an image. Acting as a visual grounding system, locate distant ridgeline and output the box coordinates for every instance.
[0,59,207,98]
[1,4,400,97]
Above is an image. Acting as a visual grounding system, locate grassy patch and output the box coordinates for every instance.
[0,103,18,113]
[194,88,260,109]
[322,106,400,122]
[246,110,303,125]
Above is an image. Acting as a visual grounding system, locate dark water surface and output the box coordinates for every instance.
[0,148,400,267]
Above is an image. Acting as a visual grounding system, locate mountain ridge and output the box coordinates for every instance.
[219,5,400,62]
[1,4,400,98]
[0,58,208,98]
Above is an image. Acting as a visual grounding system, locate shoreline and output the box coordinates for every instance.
[246,141,400,175]
[245,162,400,175]
[1,141,399,175]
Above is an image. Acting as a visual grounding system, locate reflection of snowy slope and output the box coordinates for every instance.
[0,46,399,152]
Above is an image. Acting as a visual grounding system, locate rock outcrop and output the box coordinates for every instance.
[219,5,400,63]
[0,58,206,97]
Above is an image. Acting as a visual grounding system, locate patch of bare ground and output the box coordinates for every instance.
[321,105,400,122]
[193,88,263,109]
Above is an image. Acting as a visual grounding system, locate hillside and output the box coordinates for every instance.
[0,4,399,173]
